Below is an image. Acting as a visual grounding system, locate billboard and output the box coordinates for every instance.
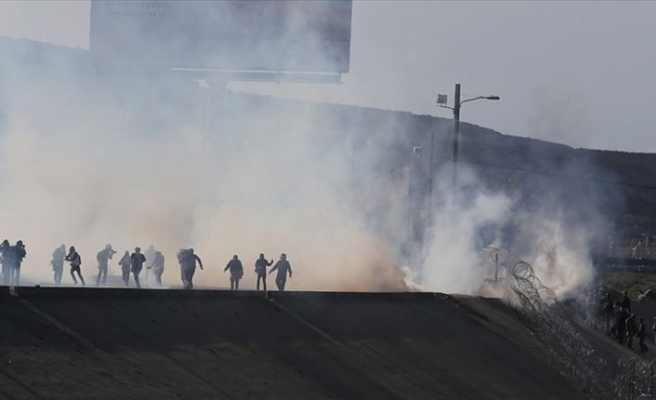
[90,1,352,73]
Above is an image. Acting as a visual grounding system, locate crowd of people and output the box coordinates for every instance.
[0,240,293,291]
[599,290,650,354]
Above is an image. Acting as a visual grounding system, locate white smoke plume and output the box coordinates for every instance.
[0,56,410,291]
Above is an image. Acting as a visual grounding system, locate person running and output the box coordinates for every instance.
[254,253,273,291]
[179,248,203,290]
[51,244,66,284]
[96,244,116,286]
[269,253,292,291]
[130,247,147,288]
[224,255,244,291]
[148,251,165,287]
[118,251,131,286]
[65,246,85,286]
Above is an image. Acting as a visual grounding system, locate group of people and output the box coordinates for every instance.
[223,253,292,291]
[49,244,190,289]
[9,244,291,292]
[600,290,649,354]
[0,239,27,286]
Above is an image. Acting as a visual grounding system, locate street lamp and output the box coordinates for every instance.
[437,83,500,188]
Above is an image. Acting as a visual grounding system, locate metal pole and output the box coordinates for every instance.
[494,253,499,282]
[427,127,436,228]
[451,83,461,189]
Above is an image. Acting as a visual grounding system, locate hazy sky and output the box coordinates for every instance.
[1,1,655,152]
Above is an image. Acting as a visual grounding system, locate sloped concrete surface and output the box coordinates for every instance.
[0,287,581,399]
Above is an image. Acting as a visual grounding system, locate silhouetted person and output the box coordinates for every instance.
[118,251,131,286]
[179,248,203,290]
[148,251,165,287]
[224,255,243,291]
[65,246,85,286]
[10,240,26,286]
[621,291,631,312]
[96,244,116,286]
[638,317,648,353]
[617,307,627,345]
[144,244,156,286]
[600,291,614,332]
[626,313,638,349]
[254,253,273,291]
[269,253,292,291]
[0,239,12,285]
[130,247,146,288]
[51,244,66,284]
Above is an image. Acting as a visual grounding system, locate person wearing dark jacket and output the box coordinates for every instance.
[224,255,244,290]
[626,314,638,349]
[65,246,85,286]
[10,240,27,286]
[269,253,292,291]
[130,247,147,288]
[621,291,631,312]
[254,253,273,291]
[617,307,627,345]
[178,248,203,290]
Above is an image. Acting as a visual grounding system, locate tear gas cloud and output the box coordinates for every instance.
[0,2,620,295]
[0,67,409,291]
[419,127,619,299]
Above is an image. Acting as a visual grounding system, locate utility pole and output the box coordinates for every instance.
[451,83,461,188]
[427,126,436,226]
[437,83,499,191]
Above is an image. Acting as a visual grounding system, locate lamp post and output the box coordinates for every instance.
[437,83,499,189]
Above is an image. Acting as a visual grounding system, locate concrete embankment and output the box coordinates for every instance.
[0,287,581,399]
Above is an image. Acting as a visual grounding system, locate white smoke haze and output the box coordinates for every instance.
[0,17,616,296]
[0,64,411,291]
[418,159,603,299]
[0,59,610,296]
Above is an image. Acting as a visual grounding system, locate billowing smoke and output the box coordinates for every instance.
[0,17,620,296]
[417,122,619,298]
[0,55,413,291]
